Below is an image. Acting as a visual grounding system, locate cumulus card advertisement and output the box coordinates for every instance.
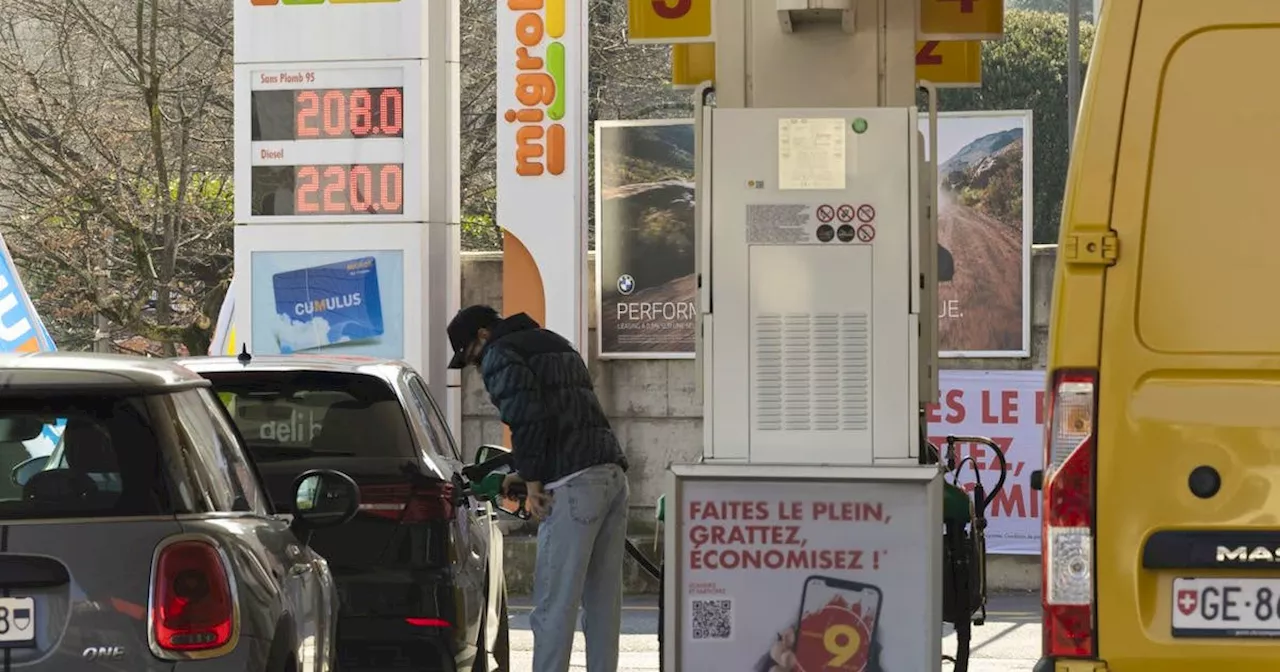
[271,257,383,352]
[250,250,404,359]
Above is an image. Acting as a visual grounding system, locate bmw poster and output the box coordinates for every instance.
[249,250,405,358]
[594,119,696,359]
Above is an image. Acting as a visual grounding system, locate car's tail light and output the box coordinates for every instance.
[152,540,235,652]
[405,617,450,627]
[358,482,455,522]
[1041,369,1097,658]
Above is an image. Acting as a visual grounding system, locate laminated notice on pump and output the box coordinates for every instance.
[778,118,847,190]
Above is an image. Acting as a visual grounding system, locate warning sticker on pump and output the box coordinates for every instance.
[745,204,846,246]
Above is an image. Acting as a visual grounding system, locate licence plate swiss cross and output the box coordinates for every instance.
[0,597,36,646]
[1173,578,1280,637]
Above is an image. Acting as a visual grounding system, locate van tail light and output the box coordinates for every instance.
[358,482,455,523]
[152,539,235,653]
[1041,369,1098,659]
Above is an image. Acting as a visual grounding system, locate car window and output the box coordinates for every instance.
[166,390,264,514]
[406,375,459,461]
[0,394,199,520]
[200,371,416,465]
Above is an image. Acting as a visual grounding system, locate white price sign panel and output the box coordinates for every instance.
[235,0,428,64]
[665,465,942,672]
[233,61,425,224]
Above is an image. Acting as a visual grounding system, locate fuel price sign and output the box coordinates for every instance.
[235,61,424,223]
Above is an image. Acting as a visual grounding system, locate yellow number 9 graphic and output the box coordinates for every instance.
[823,623,861,667]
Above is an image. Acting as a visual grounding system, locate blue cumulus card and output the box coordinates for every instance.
[271,256,384,353]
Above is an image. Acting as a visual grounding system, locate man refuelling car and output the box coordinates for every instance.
[447,304,630,672]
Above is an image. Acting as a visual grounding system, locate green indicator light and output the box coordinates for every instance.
[852,118,869,134]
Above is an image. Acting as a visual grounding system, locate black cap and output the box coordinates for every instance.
[447,305,500,369]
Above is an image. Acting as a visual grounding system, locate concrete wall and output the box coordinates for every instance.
[461,245,1058,592]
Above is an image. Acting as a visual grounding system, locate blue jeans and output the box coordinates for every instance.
[530,463,630,672]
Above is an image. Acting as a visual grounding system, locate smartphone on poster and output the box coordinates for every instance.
[794,576,883,672]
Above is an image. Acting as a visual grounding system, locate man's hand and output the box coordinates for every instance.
[501,472,525,497]
[526,481,551,521]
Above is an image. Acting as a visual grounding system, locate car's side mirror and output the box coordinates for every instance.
[473,444,511,465]
[11,455,49,487]
[290,469,360,537]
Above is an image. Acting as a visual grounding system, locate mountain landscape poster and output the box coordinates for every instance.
[921,111,1033,357]
[594,119,696,358]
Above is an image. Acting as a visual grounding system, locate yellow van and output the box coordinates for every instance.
[1035,1,1280,670]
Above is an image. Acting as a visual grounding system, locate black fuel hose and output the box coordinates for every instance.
[625,538,662,580]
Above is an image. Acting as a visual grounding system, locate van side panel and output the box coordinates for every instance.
[1047,0,1140,368]
[1097,2,1280,668]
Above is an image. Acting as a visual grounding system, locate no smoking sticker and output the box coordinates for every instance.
[815,204,835,223]
[857,204,876,223]
[837,204,856,223]
[856,224,875,243]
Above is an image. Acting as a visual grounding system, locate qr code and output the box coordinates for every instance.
[690,599,733,641]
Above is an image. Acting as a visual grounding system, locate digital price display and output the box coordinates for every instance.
[246,65,415,220]
[251,87,404,141]
[252,164,403,216]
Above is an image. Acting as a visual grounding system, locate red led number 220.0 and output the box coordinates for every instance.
[295,163,403,215]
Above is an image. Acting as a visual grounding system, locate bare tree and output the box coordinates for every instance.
[0,0,233,355]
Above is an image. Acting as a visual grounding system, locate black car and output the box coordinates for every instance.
[0,351,359,671]
[176,354,510,672]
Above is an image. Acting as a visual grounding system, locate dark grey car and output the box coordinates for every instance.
[175,354,510,672]
[0,352,360,671]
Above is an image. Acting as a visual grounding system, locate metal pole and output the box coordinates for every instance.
[1067,0,1081,152]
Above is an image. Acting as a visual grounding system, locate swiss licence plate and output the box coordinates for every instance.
[1173,578,1280,637]
[0,597,35,646]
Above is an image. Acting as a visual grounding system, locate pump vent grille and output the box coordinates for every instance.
[753,312,870,432]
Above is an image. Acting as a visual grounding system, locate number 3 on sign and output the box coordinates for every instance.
[824,623,861,667]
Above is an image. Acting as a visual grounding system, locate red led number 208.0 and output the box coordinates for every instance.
[295,164,404,215]
[295,88,404,139]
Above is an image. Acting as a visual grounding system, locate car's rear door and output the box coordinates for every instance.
[1097,2,1280,668]
[203,369,465,666]
[0,393,186,671]
[403,372,490,662]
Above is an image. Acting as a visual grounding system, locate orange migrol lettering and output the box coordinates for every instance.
[507,0,542,9]
[515,125,546,176]
[515,12,544,47]
[545,123,565,176]
[515,46,543,70]
[504,108,545,123]
[515,72,556,107]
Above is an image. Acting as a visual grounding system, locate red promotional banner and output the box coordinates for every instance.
[925,370,1045,554]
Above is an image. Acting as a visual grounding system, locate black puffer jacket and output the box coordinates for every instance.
[478,312,627,484]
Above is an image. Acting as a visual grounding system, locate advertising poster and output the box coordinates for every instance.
[920,111,1033,358]
[249,250,405,359]
[594,119,697,359]
[926,369,1046,555]
[677,476,935,671]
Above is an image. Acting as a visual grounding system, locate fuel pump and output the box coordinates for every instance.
[926,433,1010,671]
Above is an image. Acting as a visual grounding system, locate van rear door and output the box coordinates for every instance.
[1097,2,1280,668]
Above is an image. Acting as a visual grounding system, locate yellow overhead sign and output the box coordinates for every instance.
[915,40,982,88]
[672,42,715,89]
[628,0,713,44]
[918,0,1003,41]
